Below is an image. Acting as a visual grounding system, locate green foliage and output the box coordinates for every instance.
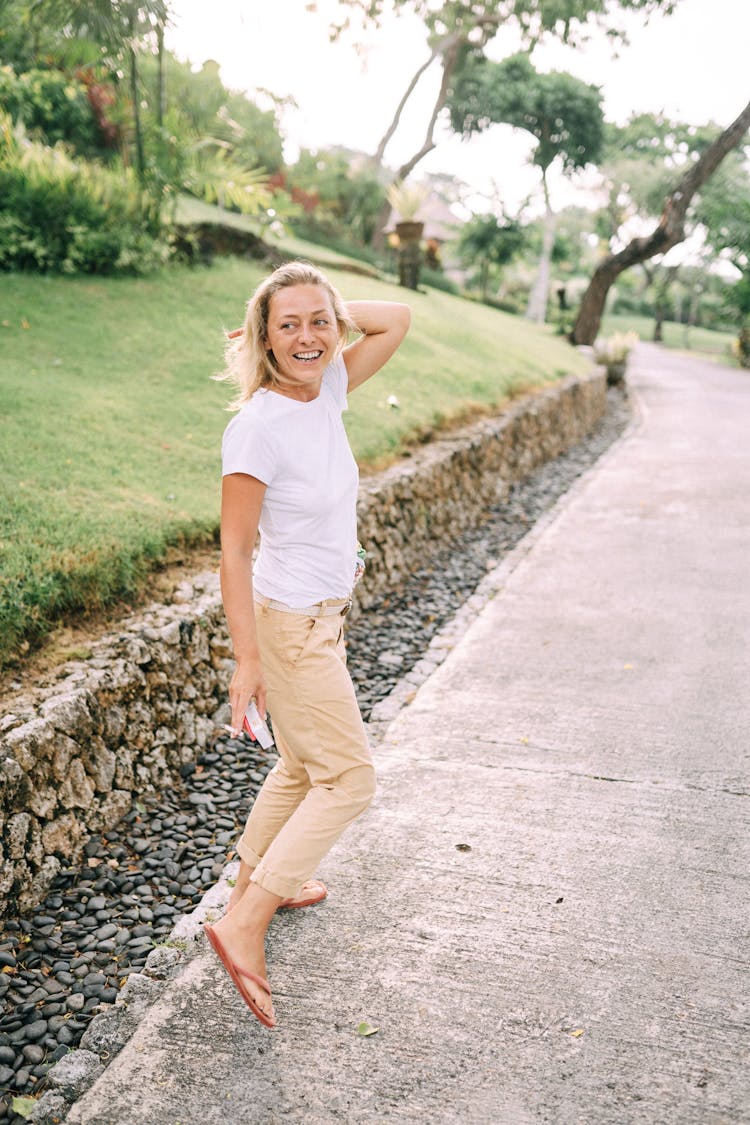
[597,114,715,243]
[696,154,750,317]
[0,259,587,666]
[0,113,168,273]
[0,0,77,69]
[138,54,285,175]
[457,211,525,299]
[183,143,272,217]
[337,0,677,45]
[0,4,282,225]
[0,65,103,153]
[386,180,428,221]
[284,148,389,247]
[602,311,736,360]
[447,51,604,176]
[419,266,460,294]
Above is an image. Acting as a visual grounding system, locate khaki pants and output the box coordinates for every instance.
[235,599,375,900]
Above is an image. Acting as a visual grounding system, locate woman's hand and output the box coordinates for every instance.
[228,655,267,735]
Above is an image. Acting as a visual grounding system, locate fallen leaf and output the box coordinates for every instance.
[520,737,530,744]
[20,318,30,329]
[357,1021,379,1037]
[11,1097,36,1119]
[623,663,634,670]
[455,842,472,853]
[570,1029,584,1038]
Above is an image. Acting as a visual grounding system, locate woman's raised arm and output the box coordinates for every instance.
[343,301,411,393]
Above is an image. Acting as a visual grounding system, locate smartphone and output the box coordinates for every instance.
[242,700,274,750]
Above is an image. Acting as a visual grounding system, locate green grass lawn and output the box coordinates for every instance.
[601,312,738,361]
[0,258,587,667]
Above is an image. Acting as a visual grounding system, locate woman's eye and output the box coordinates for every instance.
[315,318,329,326]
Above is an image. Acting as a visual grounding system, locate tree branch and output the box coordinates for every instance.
[373,48,440,165]
[571,97,750,345]
[395,38,461,181]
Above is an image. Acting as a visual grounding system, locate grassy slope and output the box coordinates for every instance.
[0,259,587,664]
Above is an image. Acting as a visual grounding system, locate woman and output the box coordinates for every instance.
[205,261,410,1028]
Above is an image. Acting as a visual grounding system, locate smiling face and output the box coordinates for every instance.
[264,283,338,400]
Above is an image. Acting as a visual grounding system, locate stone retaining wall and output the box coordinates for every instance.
[0,369,605,918]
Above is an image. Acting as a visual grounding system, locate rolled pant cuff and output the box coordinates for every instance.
[235,837,264,869]
[251,866,305,901]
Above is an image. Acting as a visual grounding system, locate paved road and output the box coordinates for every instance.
[66,344,750,1125]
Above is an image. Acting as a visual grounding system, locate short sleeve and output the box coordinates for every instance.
[221,407,277,483]
[323,353,349,413]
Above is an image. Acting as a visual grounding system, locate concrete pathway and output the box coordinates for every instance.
[66,344,750,1125]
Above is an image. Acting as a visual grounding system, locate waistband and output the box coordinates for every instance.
[254,593,352,617]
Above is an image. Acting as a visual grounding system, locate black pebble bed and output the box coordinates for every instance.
[0,388,630,1121]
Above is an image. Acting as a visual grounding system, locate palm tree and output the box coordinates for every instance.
[69,1,171,182]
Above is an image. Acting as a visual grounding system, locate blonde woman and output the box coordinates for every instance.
[205,261,410,1028]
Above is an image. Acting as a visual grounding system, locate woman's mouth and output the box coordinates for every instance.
[293,350,323,363]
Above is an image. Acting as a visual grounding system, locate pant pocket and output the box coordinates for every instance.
[276,614,320,669]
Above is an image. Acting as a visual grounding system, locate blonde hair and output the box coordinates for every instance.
[218,260,356,408]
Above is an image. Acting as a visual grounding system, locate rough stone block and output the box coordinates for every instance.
[58,758,95,811]
[47,1048,104,1099]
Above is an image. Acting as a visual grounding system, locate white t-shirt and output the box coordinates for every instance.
[221,354,359,606]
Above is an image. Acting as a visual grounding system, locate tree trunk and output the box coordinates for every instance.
[683,279,703,347]
[372,37,462,250]
[481,257,489,302]
[156,19,166,129]
[571,97,750,345]
[526,169,555,323]
[129,13,145,182]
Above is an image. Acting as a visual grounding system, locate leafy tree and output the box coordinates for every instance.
[591,115,721,338]
[330,0,678,227]
[0,0,78,69]
[0,1,172,180]
[695,153,750,364]
[447,50,603,321]
[138,53,285,190]
[571,99,750,344]
[285,147,388,247]
[457,211,525,300]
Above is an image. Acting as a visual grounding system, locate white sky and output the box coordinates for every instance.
[165,0,750,215]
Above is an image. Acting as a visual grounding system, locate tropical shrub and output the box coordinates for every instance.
[0,64,104,153]
[0,114,169,274]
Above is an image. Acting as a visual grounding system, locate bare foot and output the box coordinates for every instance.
[227,878,327,914]
[227,878,250,914]
[226,868,326,913]
[209,884,280,1025]
[278,879,327,909]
